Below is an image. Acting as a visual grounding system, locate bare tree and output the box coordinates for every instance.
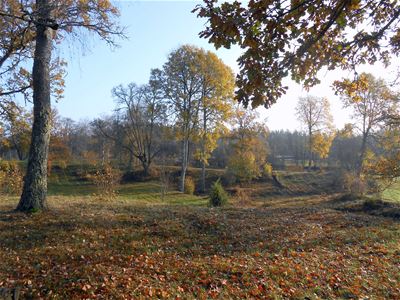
[111,82,166,175]
[94,81,166,175]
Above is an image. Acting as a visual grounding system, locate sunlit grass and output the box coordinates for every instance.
[1,188,399,299]
[382,179,400,202]
[46,178,208,206]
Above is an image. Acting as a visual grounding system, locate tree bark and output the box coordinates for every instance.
[357,133,368,177]
[141,158,150,177]
[201,161,206,193]
[308,126,313,169]
[200,109,207,193]
[17,0,52,212]
[180,138,189,192]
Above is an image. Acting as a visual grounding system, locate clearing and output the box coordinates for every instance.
[0,180,399,299]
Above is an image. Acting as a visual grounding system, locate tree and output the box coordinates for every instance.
[295,96,333,168]
[0,0,124,212]
[334,72,399,176]
[104,81,166,175]
[329,124,360,170]
[153,45,204,192]
[267,130,308,167]
[196,50,235,192]
[194,1,400,108]
[227,106,268,183]
[0,102,32,160]
[311,131,335,165]
[47,110,72,173]
[373,128,400,182]
[0,0,34,102]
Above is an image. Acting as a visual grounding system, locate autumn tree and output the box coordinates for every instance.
[373,127,400,182]
[153,45,204,192]
[0,102,32,160]
[0,0,124,211]
[196,50,235,192]
[194,1,400,108]
[334,73,399,176]
[295,96,333,168]
[0,0,34,102]
[311,131,335,166]
[47,110,73,173]
[227,106,268,183]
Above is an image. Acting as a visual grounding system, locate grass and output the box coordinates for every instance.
[1,179,400,299]
[382,179,400,202]
[47,173,208,206]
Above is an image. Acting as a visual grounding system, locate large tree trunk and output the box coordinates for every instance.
[17,0,52,212]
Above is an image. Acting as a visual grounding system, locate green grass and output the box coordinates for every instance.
[47,177,207,206]
[382,179,400,202]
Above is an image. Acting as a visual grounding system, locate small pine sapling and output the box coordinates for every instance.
[209,179,228,207]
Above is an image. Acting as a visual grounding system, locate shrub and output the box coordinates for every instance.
[227,151,260,183]
[335,171,368,198]
[234,187,251,206]
[93,164,121,201]
[262,163,273,178]
[0,161,23,196]
[363,198,385,211]
[209,179,228,207]
[184,176,195,195]
[347,175,367,197]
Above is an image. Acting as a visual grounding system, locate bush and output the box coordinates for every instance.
[92,164,121,201]
[262,163,273,178]
[184,176,195,195]
[209,179,228,207]
[349,177,367,196]
[227,151,261,183]
[0,161,23,196]
[335,171,368,198]
[363,198,385,211]
[234,187,251,206]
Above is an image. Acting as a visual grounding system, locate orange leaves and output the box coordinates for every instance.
[195,0,400,108]
[1,195,400,298]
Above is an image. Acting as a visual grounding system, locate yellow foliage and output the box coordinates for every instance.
[312,132,335,159]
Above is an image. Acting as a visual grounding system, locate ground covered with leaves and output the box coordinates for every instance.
[1,186,399,299]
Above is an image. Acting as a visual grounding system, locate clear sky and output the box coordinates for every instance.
[54,0,399,131]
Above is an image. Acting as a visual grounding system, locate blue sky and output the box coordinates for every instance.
[53,1,398,131]
[56,1,241,123]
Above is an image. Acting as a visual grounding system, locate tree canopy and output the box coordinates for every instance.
[194,0,400,108]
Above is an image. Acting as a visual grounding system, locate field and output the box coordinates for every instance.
[1,175,400,299]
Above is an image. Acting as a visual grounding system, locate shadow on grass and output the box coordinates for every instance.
[0,199,396,255]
